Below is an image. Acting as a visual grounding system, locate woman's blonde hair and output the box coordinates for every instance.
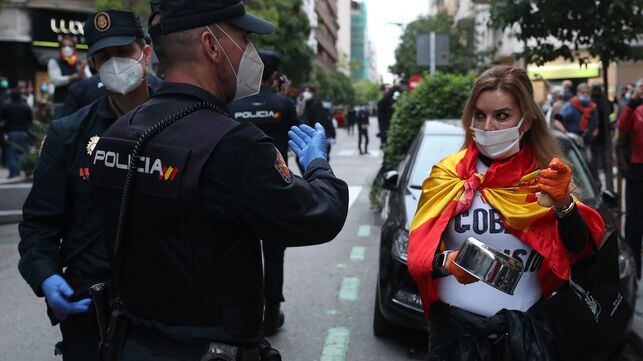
[461,65,563,168]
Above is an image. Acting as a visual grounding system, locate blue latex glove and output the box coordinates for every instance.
[41,275,91,319]
[288,123,328,171]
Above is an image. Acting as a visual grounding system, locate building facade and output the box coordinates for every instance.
[0,0,95,96]
[350,0,368,80]
[335,0,351,75]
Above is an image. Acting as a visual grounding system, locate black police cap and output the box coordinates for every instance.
[258,50,281,71]
[149,0,274,37]
[84,10,144,57]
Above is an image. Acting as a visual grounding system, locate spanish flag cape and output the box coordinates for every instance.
[407,143,606,318]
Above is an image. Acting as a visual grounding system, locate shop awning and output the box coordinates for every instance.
[527,63,600,80]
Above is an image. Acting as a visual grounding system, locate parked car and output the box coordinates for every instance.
[373,120,637,346]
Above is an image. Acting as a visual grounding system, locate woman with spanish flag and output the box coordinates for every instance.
[407,66,606,360]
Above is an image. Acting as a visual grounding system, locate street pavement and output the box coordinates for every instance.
[0,119,642,360]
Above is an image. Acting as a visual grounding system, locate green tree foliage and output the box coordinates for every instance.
[489,0,643,192]
[390,11,478,79]
[246,0,314,86]
[310,64,355,105]
[384,72,475,167]
[353,79,380,105]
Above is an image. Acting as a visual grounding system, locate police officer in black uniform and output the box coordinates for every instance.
[88,1,349,360]
[229,50,299,335]
[17,10,155,360]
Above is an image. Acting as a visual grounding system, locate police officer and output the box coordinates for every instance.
[17,10,155,360]
[88,1,349,359]
[229,50,299,335]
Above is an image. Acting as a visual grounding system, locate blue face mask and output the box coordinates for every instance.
[579,95,590,103]
[0,80,8,88]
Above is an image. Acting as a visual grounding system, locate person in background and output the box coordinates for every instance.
[545,86,565,131]
[589,82,611,187]
[48,36,92,118]
[0,76,10,167]
[558,82,599,148]
[303,87,335,158]
[347,106,357,136]
[561,79,574,101]
[357,106,369,155]
[617,78,643,278]
[1,89,33,178]
[229,50,300,335]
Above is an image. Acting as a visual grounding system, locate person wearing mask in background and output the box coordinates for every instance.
[1,89,33,178]
[48,36,92,118]
[545,86,565,131]
[617,78,643,279]
[88,1,348,358]
[303,86,336,158]
[228,50,300,335]
[0,77,10,168]
[408,66,605,360]
[347,106,357,136]
[561,79,574,101]
[589,82,611,187]
[18,10,154,360]
[357,106,369,155]
[558,82,599,149]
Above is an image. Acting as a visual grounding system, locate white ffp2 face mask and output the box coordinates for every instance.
[207,25,264,101]
[99,51,145,95]
[470,117,524,160]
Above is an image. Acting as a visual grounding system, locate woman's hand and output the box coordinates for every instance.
[538,158,573,208]
[445,251,479,285]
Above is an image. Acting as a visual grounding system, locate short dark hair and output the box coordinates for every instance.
[152,26,217,69]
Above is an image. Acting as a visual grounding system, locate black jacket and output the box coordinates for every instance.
[1,100,33,132]
[89,82,349,345]
[304,98,336,138]
[18,96,116,297]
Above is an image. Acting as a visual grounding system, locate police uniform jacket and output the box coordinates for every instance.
[18,95,117,297]
[228,85,299,161]
[90,82,349,346]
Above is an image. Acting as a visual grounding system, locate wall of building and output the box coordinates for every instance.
[336,0,351,75]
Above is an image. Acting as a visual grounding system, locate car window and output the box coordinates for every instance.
[560,142,598,204]
[408,134,463,188]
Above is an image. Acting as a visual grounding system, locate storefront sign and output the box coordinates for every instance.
[31,9,91,49]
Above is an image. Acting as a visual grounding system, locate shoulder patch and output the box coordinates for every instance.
[274,151,291,184]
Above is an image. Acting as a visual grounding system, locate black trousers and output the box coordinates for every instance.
[263,241,285,307]
[625,165,643,278]
[57,311,100,361]
[358,127,369,154]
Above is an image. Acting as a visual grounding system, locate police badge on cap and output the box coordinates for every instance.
[94,12,111,32]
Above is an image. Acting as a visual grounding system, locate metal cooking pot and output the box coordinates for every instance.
[453,237,524,295]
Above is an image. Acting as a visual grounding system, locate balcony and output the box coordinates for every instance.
[315,28,338,62]
[315,0,338,39]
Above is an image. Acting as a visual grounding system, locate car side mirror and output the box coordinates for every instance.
[382,171,399,191]
[602,190,617,209]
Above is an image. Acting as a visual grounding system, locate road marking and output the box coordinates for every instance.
[368,150,382,157]
[336,263,347,269]
[339,277,360,301]
[337,149,356,156]
[347,186,362,210]
[357,225,370,237]
[326,309,338,316]
[350,246,365,262]
[320,327,350,361]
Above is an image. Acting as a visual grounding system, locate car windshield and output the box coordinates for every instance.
[408,134,463,188]
[407,132,598,205]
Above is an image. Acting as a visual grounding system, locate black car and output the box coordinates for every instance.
[373,120,637,341]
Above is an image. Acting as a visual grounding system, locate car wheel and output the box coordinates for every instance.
[373,287,399,337]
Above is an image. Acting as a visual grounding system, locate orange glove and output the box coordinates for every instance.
[538,158,572,207]
[445,251,479,285]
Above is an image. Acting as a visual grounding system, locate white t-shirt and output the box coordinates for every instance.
[437,160,543,317]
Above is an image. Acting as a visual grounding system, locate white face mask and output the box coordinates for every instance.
[98,51,145,95]
[302,91,312,100]
[207,25,264,101]
[470,117,525,160]
[62,46,74,57]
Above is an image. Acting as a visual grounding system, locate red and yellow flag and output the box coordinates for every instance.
[407,143,605,317]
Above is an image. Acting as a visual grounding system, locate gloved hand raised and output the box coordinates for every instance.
[445,251,478,285]
[288,123,329,171]
[538,158,572,208]
[41,274,91,320]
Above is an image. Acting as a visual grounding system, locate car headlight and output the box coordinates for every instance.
[391,230,409,263]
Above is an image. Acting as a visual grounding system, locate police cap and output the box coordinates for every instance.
[84,10,144,57]
[149,0,274,37]
[258,50,281,72]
